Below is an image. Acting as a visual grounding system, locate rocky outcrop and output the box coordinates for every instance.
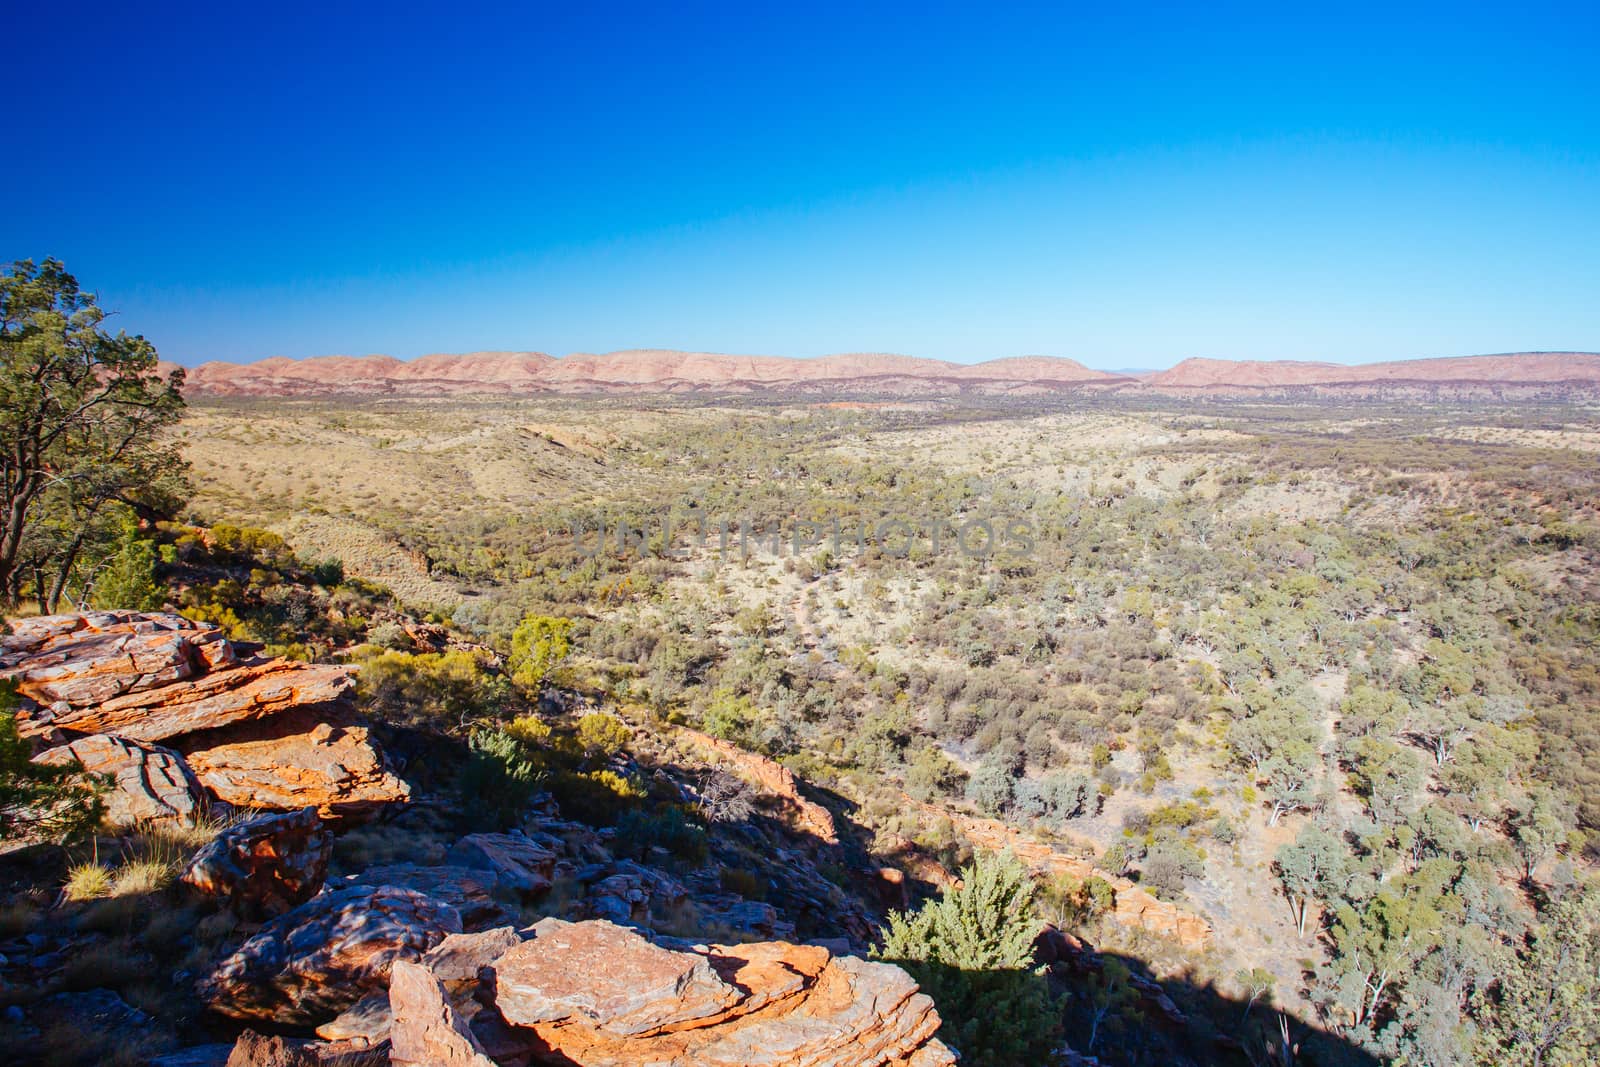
[199,884,461,1024]
[182,721,410,816]
[32,732,206,825]
[341,864,510,930]
[1,611,406,823]
[680,728,838,845]
[493,919,743,1034]
[458,918,956,1066]
[180,806,332,916]
[2,611,348,741]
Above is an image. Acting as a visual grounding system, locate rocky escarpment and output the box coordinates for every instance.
[1,611,409,821]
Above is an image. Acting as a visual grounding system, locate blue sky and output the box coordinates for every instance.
[7,2,1599,368]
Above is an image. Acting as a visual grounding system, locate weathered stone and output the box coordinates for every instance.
[492,918,741,1035]
[198,884,461,1024]
[458,920,955,1066]
[705,899,795,940]
[387,959,497,1067]
[180,806,331,916]
[315,990,392,1044]
[1,611,353,742]
[183,721,409,817]
[580,858,688,925]
[32,733,206,826]
[225,1031,318,1067]
[341,864,509,930]
[420,926,523,984]
[222,1031,387,1067]
[445,832,555,898]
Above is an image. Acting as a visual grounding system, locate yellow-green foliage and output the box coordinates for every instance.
[505,714,554,747]
[576,713,631,759]
[357,647,509,728]
[583,768,646,799]
[209,523,296,568]
[65,861,112,901]
[509,614,573,691]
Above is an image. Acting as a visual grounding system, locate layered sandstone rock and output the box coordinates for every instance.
[387,959,497,1067]
[463,918,957,1066]
[1,611,348,741]
[493,919,742,1034]
[183,721,410,816]
[32,733,206,825]
[2,612,403,821]
[180,806,332,915]
[199,884,461,1024]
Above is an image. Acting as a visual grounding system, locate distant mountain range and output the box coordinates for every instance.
[164,349,1600,398]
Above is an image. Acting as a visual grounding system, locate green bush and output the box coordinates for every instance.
[876,852,1056,1065]
[91,525,165,612]
[459,727,543,829]
[0,682,106,844]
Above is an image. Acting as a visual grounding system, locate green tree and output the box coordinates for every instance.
[90,521,165,611]
[1275,824,1349,936]
[508,614,573,691]
[0,258,187,608]
[877,852,1055,1065]
[1475,886,1600,1067]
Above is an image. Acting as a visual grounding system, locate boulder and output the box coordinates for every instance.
[198,884,461,1024]
[387,959,497,1067]
[341,864,509,930]
[461,919,955,1066]
[420,926,524,985]
[493,918,741,1035]
[180,806,332,916]
[579,859,688,926]
[445,832,555,898]
[183,721,410,817]
[223,1031,387,1067]
[32,733,206,826]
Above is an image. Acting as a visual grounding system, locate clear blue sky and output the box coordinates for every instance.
[8,2,1599,369]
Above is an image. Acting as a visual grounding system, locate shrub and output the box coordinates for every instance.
[1,682,106,844]
[614,805,709,864]
[964,762,1014,817]
[877,852,1056,1065]
[504,714,553,748]
[357,648,509,730]
[509,614,573,691]
[907,745,967,801]
[576,713,631,760]
[460,727,544,829]
[91,525,165,611]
